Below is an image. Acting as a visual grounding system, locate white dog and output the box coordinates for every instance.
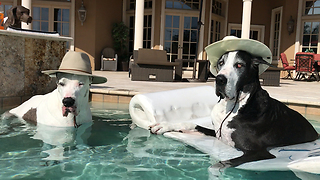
[8,51,107,127]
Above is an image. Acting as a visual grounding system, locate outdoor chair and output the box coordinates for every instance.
[280,53,295,79]
[130,48,180,82]
[100,48,118,71]
[295,52,319,81]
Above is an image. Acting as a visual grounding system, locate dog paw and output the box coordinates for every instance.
[149,122,197,135]
[211,160,232,170]
[149,122,172,134]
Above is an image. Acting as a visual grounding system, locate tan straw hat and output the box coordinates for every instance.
[205,36,272,76]
[42,51,107,84]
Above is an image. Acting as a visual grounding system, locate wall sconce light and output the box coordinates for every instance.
[287,16,295,35]
[78,0,86,26]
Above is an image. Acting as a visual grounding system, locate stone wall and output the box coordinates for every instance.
[0,30,72,109]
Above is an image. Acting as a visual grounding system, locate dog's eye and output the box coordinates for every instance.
[235,63,244,68]
[58,82,65,86]
[218,60,224,67]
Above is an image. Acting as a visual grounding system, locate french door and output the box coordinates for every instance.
[164,14,199,66]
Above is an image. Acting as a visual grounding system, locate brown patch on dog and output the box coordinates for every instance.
[22,108,37,125]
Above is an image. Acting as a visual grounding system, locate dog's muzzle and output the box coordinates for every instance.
[215,74,227,99]
[62,97,77,117]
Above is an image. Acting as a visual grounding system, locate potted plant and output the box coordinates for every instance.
[112,22,130,71]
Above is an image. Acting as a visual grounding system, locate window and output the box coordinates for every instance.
[210,20,221,43]
[128,15,153,53]
[32,6,70,36]
[270,7,282,61]
[302,21,319,53]
[228,23,265,42]
[32,7,49,31]
[212,0,222,16]
[54,8,70,36]
[128,0,153,10]
[165,0,199,10]
[301,0,320,53]
[0,3,13,17]
[208,0,225,44]
[305,0,320,15]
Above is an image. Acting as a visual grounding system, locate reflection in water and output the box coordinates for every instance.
[32,122,92,161]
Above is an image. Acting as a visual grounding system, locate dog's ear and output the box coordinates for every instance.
[252,57,275,67]
[12,7,18,21]
[6,7,15,26]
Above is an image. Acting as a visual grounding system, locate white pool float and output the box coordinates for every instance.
[129,86,320,174]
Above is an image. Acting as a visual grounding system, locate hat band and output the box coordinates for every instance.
[58,68,92,75]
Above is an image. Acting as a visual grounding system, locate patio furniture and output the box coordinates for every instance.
[100,48,118,71]
[175,59,209,82]
[280,53,295,79]
[259,67,282,86]
[295,52,319,81]
[130,48,180,82]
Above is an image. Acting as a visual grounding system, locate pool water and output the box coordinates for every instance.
[0,102,319,180]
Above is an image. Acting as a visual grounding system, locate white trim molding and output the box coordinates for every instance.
[269,6,283,61]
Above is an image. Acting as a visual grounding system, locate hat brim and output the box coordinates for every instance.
[205,38,272,76]
[42,70,107,84]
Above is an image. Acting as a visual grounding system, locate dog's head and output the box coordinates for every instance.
[56,73,92,117]
[215,50,270,101]
[5,6,32,29]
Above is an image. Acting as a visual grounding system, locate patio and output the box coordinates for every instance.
[91,71,320,116]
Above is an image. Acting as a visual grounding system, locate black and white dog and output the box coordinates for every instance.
[150,50,319,168]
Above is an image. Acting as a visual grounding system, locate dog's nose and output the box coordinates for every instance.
[216,75,227,86]
[62,97,75,107]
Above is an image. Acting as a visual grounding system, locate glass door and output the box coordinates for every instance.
[164,15,180,62]
[164,14,198,66]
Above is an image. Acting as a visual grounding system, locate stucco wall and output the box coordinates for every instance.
[75,0,122,70]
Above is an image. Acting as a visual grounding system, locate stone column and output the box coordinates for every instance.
[241,0,252,39]
[134,0,144,50]
[21,0,32,29]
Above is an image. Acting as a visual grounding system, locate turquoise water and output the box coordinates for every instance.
[0,102,319,180]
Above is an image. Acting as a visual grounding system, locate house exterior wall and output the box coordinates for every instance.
[279,0,299,63]
[72,0,301,70]
[74,0,122,70]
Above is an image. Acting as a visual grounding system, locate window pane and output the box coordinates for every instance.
[33,21,40,30]
[191,17,198,29]
[173,16,179,28]
[4,5,12,17]
[54,22,61,33]
[303,35,310,46]
[165,29,171,40]
[172,42,178,53]
[42,8,49,21]
[166,1,173,8]
[304,22,311,34]
[33,7,40,20]
[183,43,189,54]
[184,17,190,29]
[164,42,171,52]
[312,22,319,34]
[183,30,190,41]
[172,29,179,41]
[41,22,48,31]
[311,35,318,46]
[190,43,196,55]
[62,23,69,36]
[54,9,61,21]
[191,30,197,42]
[62,9,69,21]
[165,15,172,28]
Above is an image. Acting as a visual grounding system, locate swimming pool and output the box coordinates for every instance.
[0,102,319,179]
